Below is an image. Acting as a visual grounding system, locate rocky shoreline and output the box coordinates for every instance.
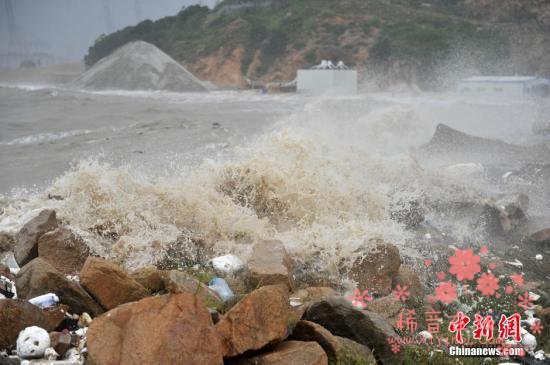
[1,205,549,364]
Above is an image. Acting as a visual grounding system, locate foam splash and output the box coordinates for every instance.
[1,96,524,281]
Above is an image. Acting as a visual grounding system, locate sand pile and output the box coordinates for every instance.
[72,41,208,92]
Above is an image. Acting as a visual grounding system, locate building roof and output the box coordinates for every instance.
[460,76,541,83]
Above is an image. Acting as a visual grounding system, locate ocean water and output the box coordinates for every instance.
[1,84,548,283]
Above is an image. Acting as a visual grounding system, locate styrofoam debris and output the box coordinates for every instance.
[505,259,523,268]
[419,330,433,340]
[17,326,50,359]
[536,254,543,261]
[44,347,59,360]
[28,293,59,309]
[521,331,537,352]
[289,297,302,307]
[77,312,92,328]
[534,350,546,360]
[9,267,19,275]
[210,255,245,276]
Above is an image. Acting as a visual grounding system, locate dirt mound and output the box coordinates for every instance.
[72,41,208,92]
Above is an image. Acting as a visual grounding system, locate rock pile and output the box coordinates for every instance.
[71,41,209,92]
[2,208,548,364]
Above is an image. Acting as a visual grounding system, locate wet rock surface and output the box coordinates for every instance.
[216,284,290,357]
[348,242,401,296]
[15,258,103,316]
[86,293,223,365]
[234,341,328,365]
[37,228,90,276]
[0,299,64,350]
[303,297,400,364]
[246,239,294,290]
[14,210,58,267]
[80,257,148,310]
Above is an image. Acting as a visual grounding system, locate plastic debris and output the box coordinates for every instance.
[77,312,92,328]
[521,330,537,352]
[44,347,59,360]
[418,330,433,340]
[210,255,245,276]
[505,259,523,268]
[28,293,60,309]
[534,350,546,360]
[208,277,234,302]
[0,275,16,299]
[536,254,543,261]
[17,326,51,359]
[289,297,303,307]
[529,292,541,301]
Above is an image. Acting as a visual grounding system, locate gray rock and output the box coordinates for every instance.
[303,296,400,364]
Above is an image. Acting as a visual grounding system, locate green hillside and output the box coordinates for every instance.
[84,0,550,88]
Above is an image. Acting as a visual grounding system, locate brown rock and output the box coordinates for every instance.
[0,263,14,281]
[289,320,340,363]
[365,296,402,320]
[235,341,328,365]
[37,228,90,275]
[303,296,400,364]
[392,265,424,304]
[163,270,222,310]
[15,258,103,316]
[49,331,72,357]
[0,299,65,350]
[247,239,294,290]
[86,294,223,365]
[130,266,166,293]
[216,284,291,357]
[348,242,401,296]
[14,210,58,267]
[0,232,15,252]
[530,227,550,243]
[80,257,148,310]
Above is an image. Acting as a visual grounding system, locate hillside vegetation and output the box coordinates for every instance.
[85,0,550,89]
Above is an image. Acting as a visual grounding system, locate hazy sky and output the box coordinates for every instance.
[0,0,215,61]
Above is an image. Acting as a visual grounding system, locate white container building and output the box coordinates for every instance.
[457,76,550,100]
[297,60,357,95]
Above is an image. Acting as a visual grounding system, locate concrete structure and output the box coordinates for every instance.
[457,76,550,99]
[297,60,357,95]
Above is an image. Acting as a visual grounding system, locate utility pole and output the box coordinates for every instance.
[102,0,114,33]
[4,0,16,44]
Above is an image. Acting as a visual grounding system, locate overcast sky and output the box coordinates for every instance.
[0,0,215,61]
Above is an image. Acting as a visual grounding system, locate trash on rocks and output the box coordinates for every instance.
[529,292,541,301]
[210,254,245,276]
[505,259,523,268]
[28,294,60,309]
[536,254,543,261]
[77,313,92,328]
[208,277,234,302]
[520,328,536,353]
[0,275,16,299]
[289,297,303,307]
[16,326,51,359]
[44,347,58,360]
[418,330,433,340]
[534,350,546,361]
